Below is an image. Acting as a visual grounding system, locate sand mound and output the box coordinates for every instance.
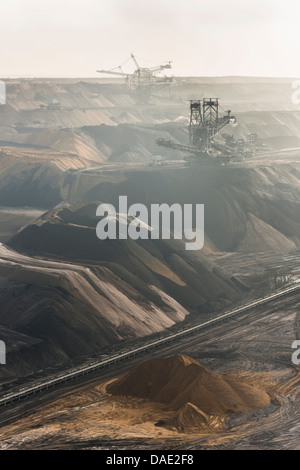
[237,213,296,252]
[166,402,225,432]
[107,354,271,418]
[26,129,104,163]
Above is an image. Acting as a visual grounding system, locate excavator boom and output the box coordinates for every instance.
[97,69,128,77]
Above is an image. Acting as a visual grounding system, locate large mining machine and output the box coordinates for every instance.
[156,98,237,164]
[97,53,172,101]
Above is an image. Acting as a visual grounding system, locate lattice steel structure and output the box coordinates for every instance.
[189,98,235,150]
[189,100,202,147]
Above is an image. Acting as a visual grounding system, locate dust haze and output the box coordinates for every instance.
[0,0,299,453]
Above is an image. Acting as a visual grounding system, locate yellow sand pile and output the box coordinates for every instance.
[107,354,272,432]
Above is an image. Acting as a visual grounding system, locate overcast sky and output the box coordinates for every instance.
[1,0,300,77]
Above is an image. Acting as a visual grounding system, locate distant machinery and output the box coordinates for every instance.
[97,53,172,101]
[39,99,61,110]
[247,133,258,145]
[189,99,236,150]
[156,98,237,163]
[189,100,202,147]
[149,155,166,167]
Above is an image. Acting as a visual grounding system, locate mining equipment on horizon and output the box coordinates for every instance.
[156,98,260,164]
[188,99,236,149]
[97,53,172,101]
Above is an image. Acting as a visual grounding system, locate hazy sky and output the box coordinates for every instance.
[1,0,300,77]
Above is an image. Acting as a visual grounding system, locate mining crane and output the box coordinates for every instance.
[97,53,172,92]
[156,99,237,164]
[189,99,236,149]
